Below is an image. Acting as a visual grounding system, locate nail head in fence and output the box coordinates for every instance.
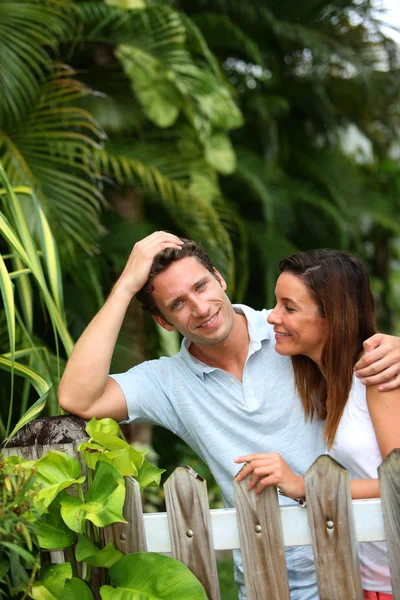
[232,468,290,600]
[304,455,363,600]
[378,448,400,599]
[164,465,221,600]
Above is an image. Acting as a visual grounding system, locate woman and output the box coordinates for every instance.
[235,249,400,600]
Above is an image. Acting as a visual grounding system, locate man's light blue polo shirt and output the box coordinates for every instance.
[111,305,325,599]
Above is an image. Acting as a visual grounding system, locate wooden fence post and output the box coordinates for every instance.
[378,448,400,599]
[232,468,290,600]
[304,455,362,600]
[102,475,147,553]
[164,465,221,600]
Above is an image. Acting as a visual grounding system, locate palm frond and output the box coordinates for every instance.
[1,65,106,256]
[96,146,236,291]
[0,0,74,126]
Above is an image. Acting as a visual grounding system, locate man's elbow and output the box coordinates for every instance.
[58,387,84,418]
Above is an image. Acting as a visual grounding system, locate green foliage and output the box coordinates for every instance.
[0,418,205,599]
[0,455,40,598]
[102,553,207,599]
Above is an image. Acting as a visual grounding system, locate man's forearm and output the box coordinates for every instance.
[58,231,184,417]
[58,284,133,414]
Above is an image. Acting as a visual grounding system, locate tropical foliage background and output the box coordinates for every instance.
[1,0,400,466]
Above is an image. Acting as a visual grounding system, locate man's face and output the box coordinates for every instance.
[151,256,235,346]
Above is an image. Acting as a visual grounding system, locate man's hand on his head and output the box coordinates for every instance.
[354,333,400,391]
[116,231,183,297]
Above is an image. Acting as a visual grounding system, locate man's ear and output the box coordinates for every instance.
[153,314,176,332]
[213,268,227,291]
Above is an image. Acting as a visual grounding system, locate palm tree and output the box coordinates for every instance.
[0,0,245,439]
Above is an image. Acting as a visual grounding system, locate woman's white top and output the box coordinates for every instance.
[329,376,391,593]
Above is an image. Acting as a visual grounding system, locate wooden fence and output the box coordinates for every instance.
[3,415,400,600]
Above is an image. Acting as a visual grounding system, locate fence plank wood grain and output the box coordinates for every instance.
[164,466,221,600]
[232,469,290,600]
[378,449,400,599]
[102,475,147,553]
[304,455,362,600]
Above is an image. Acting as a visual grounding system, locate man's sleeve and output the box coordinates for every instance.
[109,360,181,432]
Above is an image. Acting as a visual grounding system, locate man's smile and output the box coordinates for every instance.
[197,309,220,329]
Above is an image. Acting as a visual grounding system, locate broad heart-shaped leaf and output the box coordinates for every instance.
[33,451,85,509]
[101,553,207,599]
[62,577,94,600]
[86,417,120,439]
[31,562,72,600]
[78,441,146,477]
[76,535,122,568]
[61,462,126,533]
[136,460,165,492]
[106,447,146,477]
[77,441,114,471]
[36,496,77,550]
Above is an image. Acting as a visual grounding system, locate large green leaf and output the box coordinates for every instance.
[63,578,94,600]
[86,417,121,439]
[100,553,207,599]
[31,563,73,600]
[136,460,165,492]
[33,451,85,509]
[36,497,77,550]
[76,535,122,568]
[60,462,126,533]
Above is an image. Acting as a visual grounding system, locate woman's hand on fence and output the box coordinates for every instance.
[234,452,305,499]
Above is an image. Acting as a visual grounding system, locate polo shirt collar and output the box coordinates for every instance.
[179,304,271,378]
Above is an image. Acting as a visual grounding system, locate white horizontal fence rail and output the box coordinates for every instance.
[143,498,386,553]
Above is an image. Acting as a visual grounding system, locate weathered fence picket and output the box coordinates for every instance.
[164,466,220,600]
[304,455,363,600]
[379,449,400,599]
[233,470,290,600]
[2,415,400,600]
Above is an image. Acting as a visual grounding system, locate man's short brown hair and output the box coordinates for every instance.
[136,238,216,317]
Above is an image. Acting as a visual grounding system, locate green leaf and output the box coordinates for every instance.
[101,553,207,599]
[86,417,121,439]
[77,441,114,471]
[62,578,94,600]
[76,535,123,568]
[0,558,9,580]
[36,497,77,550]
[59,495,86,534]
[136,460,165,492]
[61,462,126,533]
[33,451,85,509]
[204,133,236,175]
[31,563,73,600]
[0,542,35,566]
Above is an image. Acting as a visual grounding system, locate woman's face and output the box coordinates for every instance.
[267,272,326,366]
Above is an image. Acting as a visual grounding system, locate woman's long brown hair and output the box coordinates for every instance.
[279,250,377,448]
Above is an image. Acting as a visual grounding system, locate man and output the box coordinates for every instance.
[59,231,400,599]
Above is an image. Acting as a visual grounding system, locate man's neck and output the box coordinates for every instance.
[189,311,250,380]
